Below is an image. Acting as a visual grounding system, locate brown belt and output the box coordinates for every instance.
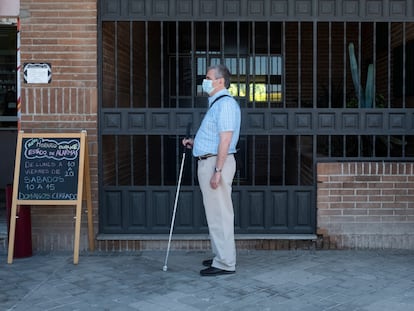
[197,153,235,160]
[197,154,216,160]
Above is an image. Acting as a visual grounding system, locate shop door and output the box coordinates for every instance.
[0,22,18,231]
[0,23,18,190]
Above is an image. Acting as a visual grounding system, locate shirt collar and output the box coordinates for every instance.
[208,89,229,107]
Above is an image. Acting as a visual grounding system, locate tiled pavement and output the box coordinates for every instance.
[1,249,414,311]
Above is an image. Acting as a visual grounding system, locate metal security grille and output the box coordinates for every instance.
[98,18,414,234]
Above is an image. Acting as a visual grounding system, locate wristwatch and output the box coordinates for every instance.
[214,167,222,173]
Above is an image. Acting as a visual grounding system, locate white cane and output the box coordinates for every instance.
[163,123,191,272]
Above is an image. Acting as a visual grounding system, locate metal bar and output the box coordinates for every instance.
[402,136,406,158]
[176,21,179,107]
[343,22,347,108]
[145,21,149,108]
[328,22,332,108]
[146,135,149,185]
[387,135,390,158]
[221,21,224,64]
[387,22,391,108]
[373,22,376,108]
[297,135,301,185]
[130,136,134,185]
[115,22,118,108]
[191,21,194,108]
[403,22,406,107]
[206,21,210,67]
[313,21,317,108]
[237,21,240,99]
[372,135,376,157]
[115,136,119,185]
[282,135,286,186]
[252,21,256,108]
[267,21,271,108]
[267,135,270,185]
[313,134,317,184]
[282,21,286,108]
[327,135,332,156]
[252,135,256,186]
[191,21,196,184]
[342,135,346,158]
[298,22,301,107]
[130,22,133,108]
[358,22,361,106]
[161,135,164,186]
[161,21,165,108]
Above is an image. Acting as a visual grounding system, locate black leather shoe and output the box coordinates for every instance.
[202,259,213,267]
[200,267,235,276]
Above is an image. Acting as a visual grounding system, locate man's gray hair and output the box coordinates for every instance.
[207,64,231,89]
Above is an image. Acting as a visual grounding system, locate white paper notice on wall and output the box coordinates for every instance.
[24,63,52,84]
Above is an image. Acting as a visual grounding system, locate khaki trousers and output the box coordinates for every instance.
[197,154,236,271]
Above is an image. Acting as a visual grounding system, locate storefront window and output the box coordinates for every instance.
[0,25,17,128]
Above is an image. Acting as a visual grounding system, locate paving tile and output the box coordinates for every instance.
[1,250,414,310]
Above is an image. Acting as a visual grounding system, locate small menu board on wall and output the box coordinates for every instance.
[8,131,94,265]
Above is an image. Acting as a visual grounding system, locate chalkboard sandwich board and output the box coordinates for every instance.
[8,131,94,264]
[18,136,81,203]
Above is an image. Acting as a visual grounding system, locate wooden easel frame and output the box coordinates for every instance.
[7,131,94,264]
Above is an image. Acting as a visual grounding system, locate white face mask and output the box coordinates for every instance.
[202,79,215,94]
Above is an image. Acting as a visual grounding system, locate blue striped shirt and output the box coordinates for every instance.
[193,89,241,157]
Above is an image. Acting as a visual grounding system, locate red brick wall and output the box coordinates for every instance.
[20,0,98,251]
[317,162,414,249]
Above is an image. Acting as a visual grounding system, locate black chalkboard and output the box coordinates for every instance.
[8,131,94,264]
[17,136,81,201]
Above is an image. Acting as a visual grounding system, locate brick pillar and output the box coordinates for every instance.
[19,0,98,251]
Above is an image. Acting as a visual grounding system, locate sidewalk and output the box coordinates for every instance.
[1,249,414,311]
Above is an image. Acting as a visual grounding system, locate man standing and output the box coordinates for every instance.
[183,64,241,276]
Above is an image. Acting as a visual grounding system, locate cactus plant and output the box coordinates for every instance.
[348,42,374,108]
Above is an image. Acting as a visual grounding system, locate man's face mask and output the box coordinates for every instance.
[202,79,215,94]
